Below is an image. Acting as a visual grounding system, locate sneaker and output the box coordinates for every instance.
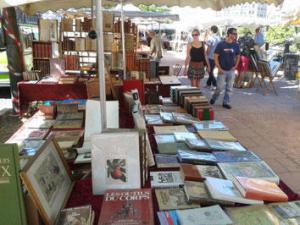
[210,99,215,105]
[222,104,232,109]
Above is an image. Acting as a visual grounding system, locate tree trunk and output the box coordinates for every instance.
[1,7,24,114]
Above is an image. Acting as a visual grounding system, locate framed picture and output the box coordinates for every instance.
[20,136,73,225]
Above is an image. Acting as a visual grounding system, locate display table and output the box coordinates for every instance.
[17,81,88,114]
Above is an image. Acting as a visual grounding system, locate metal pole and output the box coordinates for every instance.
[96,0,107,131]
[121,0,127,79]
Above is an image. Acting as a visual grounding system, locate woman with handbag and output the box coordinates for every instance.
[184,29,210,87]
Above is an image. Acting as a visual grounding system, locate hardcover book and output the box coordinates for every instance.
[233,176,288,202]
[98,189,154,225]
[213,151,261,163]
[144,104,162,114]
[154,125,188,134]
[177,149,218,165]
[180,164,205,182]
[53,120,83,129]
[268,201,300,219]
[185,138,209,151]
[218,161,280,184]
[155,188,199,210]
[193,120,228,131]
[194,165,224,178]
[176,205,233,225]
[172,112,199,125]
[150,171,183,188]
[57,205,92,225]
[173,132,199,142]
[0,144,28,225]
[198,130,237,142]
[205,139,247,152]
[205,177,264,205]
[155,154,180,168]
[155,135,190,155]
[56,112,84,121]
[226,205,286,225]
[160,112,176,123]
[92,132,141,195]
[144,114,164,125]
[183,181,233,206]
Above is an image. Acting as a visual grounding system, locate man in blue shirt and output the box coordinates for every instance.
[206,25,221,88]
[210,28,240,109]
[255,27,265,47]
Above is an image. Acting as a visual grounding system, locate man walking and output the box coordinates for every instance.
[210,28,240,109]
[149,31,163,78]
[206,25,221,88]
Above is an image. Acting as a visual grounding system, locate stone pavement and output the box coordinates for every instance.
[162,51,300,194]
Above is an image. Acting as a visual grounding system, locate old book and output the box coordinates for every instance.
[195,165,224,178]
[170,85,195,103]
[49,130,83,145]
[174,132,199,142]
[0,144,28,225]
[150,171,183,188]
[56,103,78,114]
[218,161,280,184]
[198,130,237,142]
[185,138,209,151]
[233,176,288,202]
[155,154,179,168]
[154,125,188,135]
[172,112,199,125]
[177,149,217,165]
[180,164,205,182]
[39,19,58,41]
[205,139,247,152]
[91,132,141,195]
[176,205,233,225]
[75,38,86,51]
[160,112,176,123]
[155,134,178,154]
[56,112,84,121]
[193,120,228,131]
[183,181,232,206]
[205,177,264,205]
[144,114,164,125]
[57,205,92,225]
[268,201,300,219]
[226,205,285,225]
[213,151,261,163]
[144,104,162,114]
[155,188,199,211]
[53,120,83,129]
[98,189,154,225]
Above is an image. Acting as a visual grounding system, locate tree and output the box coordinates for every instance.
[266,25,295,45]
[138,4,169,13]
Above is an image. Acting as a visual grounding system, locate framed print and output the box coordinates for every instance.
[20,136,73,225]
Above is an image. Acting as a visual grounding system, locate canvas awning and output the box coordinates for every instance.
[0,0,284,15]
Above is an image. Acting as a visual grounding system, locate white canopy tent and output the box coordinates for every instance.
[0,0,285,131]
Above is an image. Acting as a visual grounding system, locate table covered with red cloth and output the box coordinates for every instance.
[17,81,87,114]
[67,124,300,225]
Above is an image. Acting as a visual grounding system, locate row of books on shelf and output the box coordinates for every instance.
[32,41,52,58]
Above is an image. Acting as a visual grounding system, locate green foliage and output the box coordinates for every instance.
[266,26,295,45]
[238,27,252,36]
[138,4,169,13]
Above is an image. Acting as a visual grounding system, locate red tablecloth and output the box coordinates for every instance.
[17,81,87,114]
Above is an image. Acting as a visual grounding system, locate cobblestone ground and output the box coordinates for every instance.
[162,51,300,194]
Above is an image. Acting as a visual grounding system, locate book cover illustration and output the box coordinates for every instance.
[57,205,92,225]
[177,149,217,165]
[155,154,179,168]
[98,189,154,225]
[155,188,199,210]
[34,152,65,204]
[185,138,209,150]
[106,159,127,183]
[150,171,183,188]
[196,165,224,178]
[193,120,228,131]
[213,151,261,163]
[218,161,279,184]
[176,205,233,225]
[205,139,247,152]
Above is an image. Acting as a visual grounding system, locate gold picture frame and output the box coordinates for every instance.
[20,136,74,225]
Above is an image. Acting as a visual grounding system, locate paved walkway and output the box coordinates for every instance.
[163,51,300,194]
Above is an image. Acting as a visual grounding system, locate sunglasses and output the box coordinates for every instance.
[192,34,199,37]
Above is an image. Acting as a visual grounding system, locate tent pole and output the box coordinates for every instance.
[121,0,127,79]
[96,0,107,131]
